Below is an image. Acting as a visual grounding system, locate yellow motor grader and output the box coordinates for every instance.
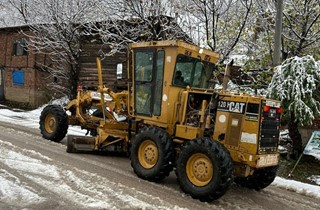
[39,40,281,202]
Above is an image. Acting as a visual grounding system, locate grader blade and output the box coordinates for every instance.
[66,135,96,153]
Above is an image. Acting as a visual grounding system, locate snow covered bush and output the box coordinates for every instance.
[268,55,320,126]
[268,55,320,156]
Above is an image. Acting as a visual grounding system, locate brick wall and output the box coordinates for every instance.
[0,27,50,108]
[0,31,7,67]
[1,26,128,108]
[4,67,50,107]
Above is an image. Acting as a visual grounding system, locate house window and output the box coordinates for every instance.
[13,38,28,56]
[12,69,25,86]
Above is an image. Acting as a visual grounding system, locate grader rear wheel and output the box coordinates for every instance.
[234,166,278,190]
[186,153,214,187]
[39,105,68,142]
[176,137,233,202]
[130,126,175,182]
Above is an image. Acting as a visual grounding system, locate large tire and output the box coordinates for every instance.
[130,126,175,182]
[39,105,68,142]
[234,166,278,190]
[176,137,233,202]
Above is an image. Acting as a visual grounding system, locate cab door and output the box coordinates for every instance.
[133,49,164,116]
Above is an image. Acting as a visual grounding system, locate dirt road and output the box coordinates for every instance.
[0,121,319,210]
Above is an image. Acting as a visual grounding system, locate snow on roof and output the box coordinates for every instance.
[0,4,26,29]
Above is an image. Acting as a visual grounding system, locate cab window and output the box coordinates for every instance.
[134,51,153,82]
[173,54,216,88]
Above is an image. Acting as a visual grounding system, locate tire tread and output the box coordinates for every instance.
[131,127,175,182]
[176,137,234,202]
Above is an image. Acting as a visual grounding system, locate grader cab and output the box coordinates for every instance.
[39,40,281,202]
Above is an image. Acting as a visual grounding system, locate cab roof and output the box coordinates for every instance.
[129,40,220,64]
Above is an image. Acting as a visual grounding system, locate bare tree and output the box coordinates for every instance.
[176,0,253,63]
[7,0,31,23]
[282,0,320,59]
[86,0,191,56]
[6,0,190,97]
[0,1,3,26]
[239,1,276,70]
[8,0,101,98]
[230,0,320,69]
[0,0,26,27]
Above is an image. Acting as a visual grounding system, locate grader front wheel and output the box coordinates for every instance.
[39,105,68,142]
[138,140,159,169]
[130,127,175,182]
[176,138,234,202]
[44,113,57,133]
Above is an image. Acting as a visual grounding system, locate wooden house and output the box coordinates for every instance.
[0,25,128,108]
[0,16,190,108]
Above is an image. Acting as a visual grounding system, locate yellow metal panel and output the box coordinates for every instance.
[228,149,279,169]
[239,117,260,154]
[225,113,243,147]
[175,125,202,140]
[213,111,229,141]
[128,40,221,136]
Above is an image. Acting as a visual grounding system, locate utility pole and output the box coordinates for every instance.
[273,0,283,67]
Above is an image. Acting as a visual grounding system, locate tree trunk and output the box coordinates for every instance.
[70,62,80,99]
[70,76,78,99]
[288,112,303,158]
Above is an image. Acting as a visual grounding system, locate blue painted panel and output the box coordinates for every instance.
[12,69,24,86]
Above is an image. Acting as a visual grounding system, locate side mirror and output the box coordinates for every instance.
[116,63,123,80]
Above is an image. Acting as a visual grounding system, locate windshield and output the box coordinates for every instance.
[173,54,216,88]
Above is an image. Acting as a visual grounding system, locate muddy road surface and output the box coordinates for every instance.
[0,122,319,210]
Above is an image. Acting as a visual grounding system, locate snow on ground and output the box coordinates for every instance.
[0,169,45,207]
[273,177,320,199]
[308,175,320,185]
[0,99,320,205]
[0,140,186,209]
[0,101,86,136]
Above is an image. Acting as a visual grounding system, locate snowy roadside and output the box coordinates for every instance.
[0,102,320,201]
[0,103,86,136]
